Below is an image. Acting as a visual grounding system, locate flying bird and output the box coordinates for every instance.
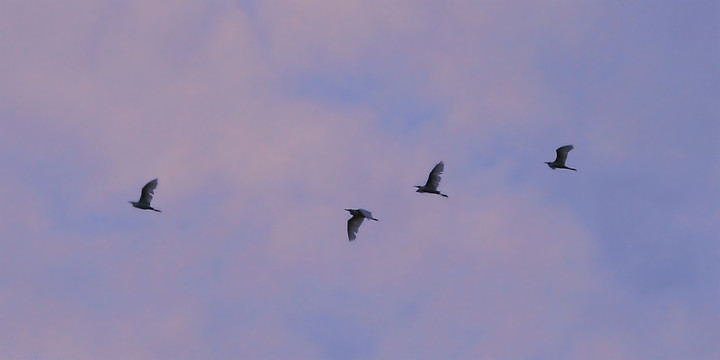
[415,161,449,197]
[545,145,577,171]
[345,208,378,241]
[129,178,162,212]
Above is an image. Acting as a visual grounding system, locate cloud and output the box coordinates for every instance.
[0,1,717,359]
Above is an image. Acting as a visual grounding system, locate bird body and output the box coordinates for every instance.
[415,161,448,197]
[345,208,378,241]
[130,178,161,212]
[545,145,576,171]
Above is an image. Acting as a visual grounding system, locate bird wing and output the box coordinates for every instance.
[555,145,573,165]
[138,178,159,205]
[358,209,374,219]
[347,215,365,241]
[424,161,444,190]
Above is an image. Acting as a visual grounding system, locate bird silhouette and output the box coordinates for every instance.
[415,161,449,197]
[345,208,378,241]
[545,145,577,171]
[129,178,162,212]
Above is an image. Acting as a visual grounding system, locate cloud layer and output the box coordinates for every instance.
[0,1,717,359]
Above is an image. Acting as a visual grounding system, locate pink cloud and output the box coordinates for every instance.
[0,1,716,358]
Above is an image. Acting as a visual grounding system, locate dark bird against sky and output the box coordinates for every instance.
[129,178,162,212]
[345,208,378,241]
[545,145,577,171]
[415,161,449,197]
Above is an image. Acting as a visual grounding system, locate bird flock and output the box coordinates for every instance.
[131,145,577,241]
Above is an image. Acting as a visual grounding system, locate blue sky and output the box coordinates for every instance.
[0,1,718,359]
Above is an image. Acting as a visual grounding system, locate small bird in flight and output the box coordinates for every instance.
[415,161,449,197]
[545,145,577,171]
[345,208,378,241]
[129,178,162,212]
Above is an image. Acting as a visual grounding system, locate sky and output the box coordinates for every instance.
[0,1,718,359]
